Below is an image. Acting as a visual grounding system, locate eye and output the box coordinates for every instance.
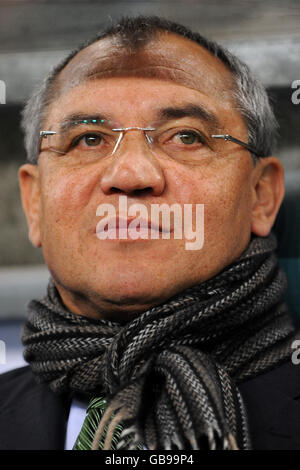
[71,132,104,148]
[81,133,103,146]
[173,130,204,146]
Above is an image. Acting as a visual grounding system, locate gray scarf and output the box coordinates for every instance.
[22,233,295,450]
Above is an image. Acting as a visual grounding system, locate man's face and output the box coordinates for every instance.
[20,34,266,321]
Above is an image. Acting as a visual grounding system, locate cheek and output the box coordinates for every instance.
[166,161,253,236]
[204,167,253,250]
[39,166,98,232]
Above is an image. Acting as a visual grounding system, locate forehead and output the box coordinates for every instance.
[55,32,235,105]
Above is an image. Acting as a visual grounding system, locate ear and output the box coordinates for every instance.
[251,157,285,237]
[19,164,42,247]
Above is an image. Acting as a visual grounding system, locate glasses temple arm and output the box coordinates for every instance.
[211,134,260,158]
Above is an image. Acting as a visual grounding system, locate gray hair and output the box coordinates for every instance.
[21,16,278,164]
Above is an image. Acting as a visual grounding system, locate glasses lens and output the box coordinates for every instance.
[40,119,120,159]
[40,119,227,163]
[148,121,214,163]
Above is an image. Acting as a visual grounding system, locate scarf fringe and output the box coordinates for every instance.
[91,401,122,450]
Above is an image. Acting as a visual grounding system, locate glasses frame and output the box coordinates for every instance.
[211,134,259,159]
[39,128,260,160]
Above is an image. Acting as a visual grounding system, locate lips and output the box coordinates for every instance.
[96,215,172,239]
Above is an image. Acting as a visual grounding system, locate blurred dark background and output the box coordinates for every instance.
[0,0,299,371]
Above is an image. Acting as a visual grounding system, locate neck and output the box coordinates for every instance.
[52,279,171,323]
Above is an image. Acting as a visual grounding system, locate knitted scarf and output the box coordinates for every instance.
[22,233,296,450]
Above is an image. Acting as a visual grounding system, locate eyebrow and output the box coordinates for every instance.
[57,104,221,134]
[59,113,112,134]
[157,104,221,131]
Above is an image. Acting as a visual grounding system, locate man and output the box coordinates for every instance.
[0,16,299,450]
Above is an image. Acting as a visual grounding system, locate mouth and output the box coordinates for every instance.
[96,215,172,240]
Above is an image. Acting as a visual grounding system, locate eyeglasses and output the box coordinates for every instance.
[39,118,260,163]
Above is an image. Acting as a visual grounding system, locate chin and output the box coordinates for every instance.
[98,283,164,307]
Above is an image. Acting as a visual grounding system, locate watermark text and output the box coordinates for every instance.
[0,340,6,364]
[291,80,300,105]
[291,340,300,365]
[96,196,204,250]
[0,80,6,104]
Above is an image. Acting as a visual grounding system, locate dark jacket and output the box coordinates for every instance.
[1,361,300,450]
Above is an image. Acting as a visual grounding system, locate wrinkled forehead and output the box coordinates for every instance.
[55,33,235,104]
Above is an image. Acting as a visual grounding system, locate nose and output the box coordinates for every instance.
[100,131,166,196]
